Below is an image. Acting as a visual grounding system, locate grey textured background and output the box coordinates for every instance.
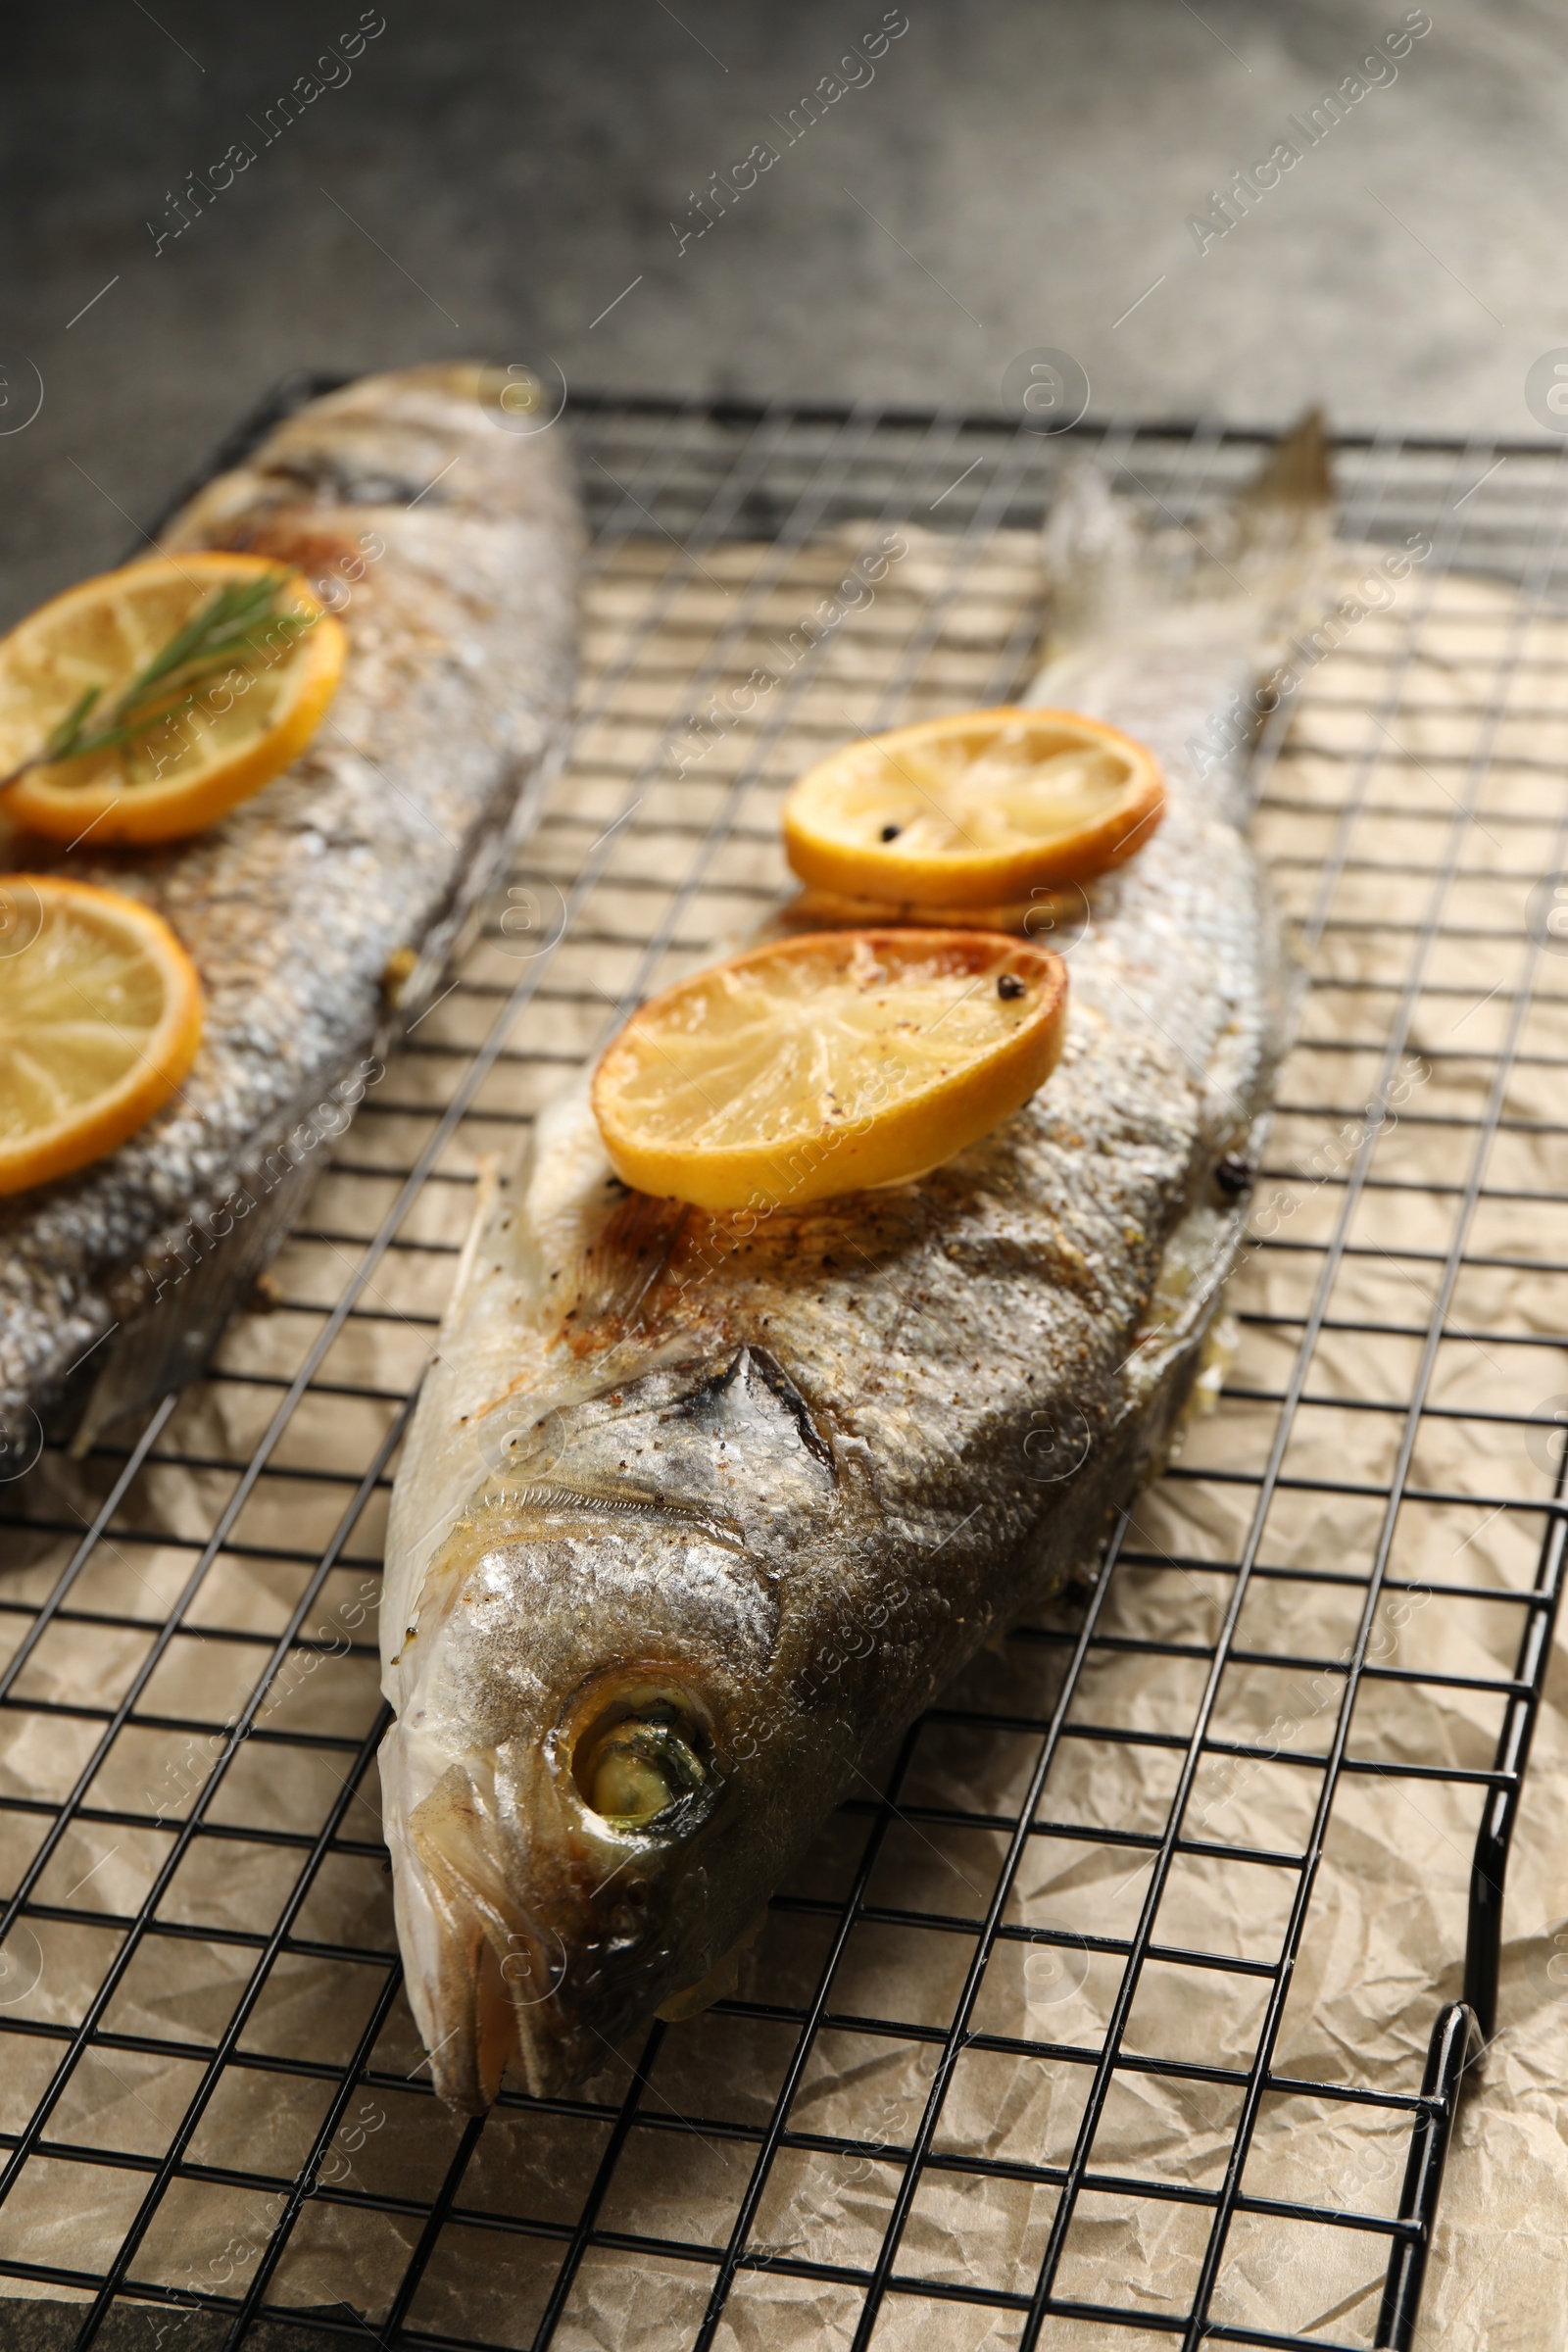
[3,0,1567,625]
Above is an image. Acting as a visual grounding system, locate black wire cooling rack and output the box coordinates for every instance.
[1,387,1566,2352]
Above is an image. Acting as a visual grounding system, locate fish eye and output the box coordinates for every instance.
[566,1686,711,1830]
[582,1713,704,1823]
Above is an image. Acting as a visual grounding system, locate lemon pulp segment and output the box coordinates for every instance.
[783,707,1164,911]
[0,876,203,1194]
[592,929,1068,1211]
[0,554,345,845]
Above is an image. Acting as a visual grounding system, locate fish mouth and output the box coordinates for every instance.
[395,1761,573,2108]
[386,1673,727,2110]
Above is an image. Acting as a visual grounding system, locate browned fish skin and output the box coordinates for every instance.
[381,447,1324,2112]
[0,364,580,1438]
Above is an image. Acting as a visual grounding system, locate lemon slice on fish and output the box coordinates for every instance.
[592,929,1067,1212]
[0,876,203,1195]
[0,554,345,845]
[782,707,1164,913]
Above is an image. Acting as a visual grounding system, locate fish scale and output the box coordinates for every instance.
[0,365,580,1446]
[379,424,1334,2110]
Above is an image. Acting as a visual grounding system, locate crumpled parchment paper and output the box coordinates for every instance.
[2,526,1566,2351]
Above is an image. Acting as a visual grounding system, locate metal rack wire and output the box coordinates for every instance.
[0,389,1565,2351]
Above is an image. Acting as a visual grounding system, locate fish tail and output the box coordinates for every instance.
[1028,411,1339,817]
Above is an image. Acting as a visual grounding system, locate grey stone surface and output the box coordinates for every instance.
[2,0,1565,625]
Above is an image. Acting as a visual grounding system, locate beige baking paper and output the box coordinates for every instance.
[1,518,1566,2351]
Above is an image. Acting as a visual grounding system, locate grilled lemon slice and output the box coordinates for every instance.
[782,707,1164,912]
[0,876,203,1194]
[0,554,345,845]
[592,929,1067,1212]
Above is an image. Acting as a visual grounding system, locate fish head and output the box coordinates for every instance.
[382,1343,844,2108]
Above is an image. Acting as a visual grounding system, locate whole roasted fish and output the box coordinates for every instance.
[0,364,580,1445]
[380,426,1333,2109]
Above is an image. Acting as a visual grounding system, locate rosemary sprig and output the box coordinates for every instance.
[4,570,313,789]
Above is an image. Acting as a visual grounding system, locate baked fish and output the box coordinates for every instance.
[0,364,580,1447]
[380,423,1334,2109]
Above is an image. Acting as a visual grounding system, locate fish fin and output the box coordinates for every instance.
[1242,404,1333,512]
[655,1907,768,2022]
[70,1151,317,1456]
[451,1153,504,1304]
[573,1186,693,1333]
[1035,406,1337,677]
[373,755,550,1052]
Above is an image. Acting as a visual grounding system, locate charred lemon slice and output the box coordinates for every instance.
[592,929,1067,1212]
[0,876,203,1195]
[0,553,345,845]
[782,707,1164,911]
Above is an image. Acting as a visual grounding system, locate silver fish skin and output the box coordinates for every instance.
[380,431,1330,2112]
[0,364,580,1442]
